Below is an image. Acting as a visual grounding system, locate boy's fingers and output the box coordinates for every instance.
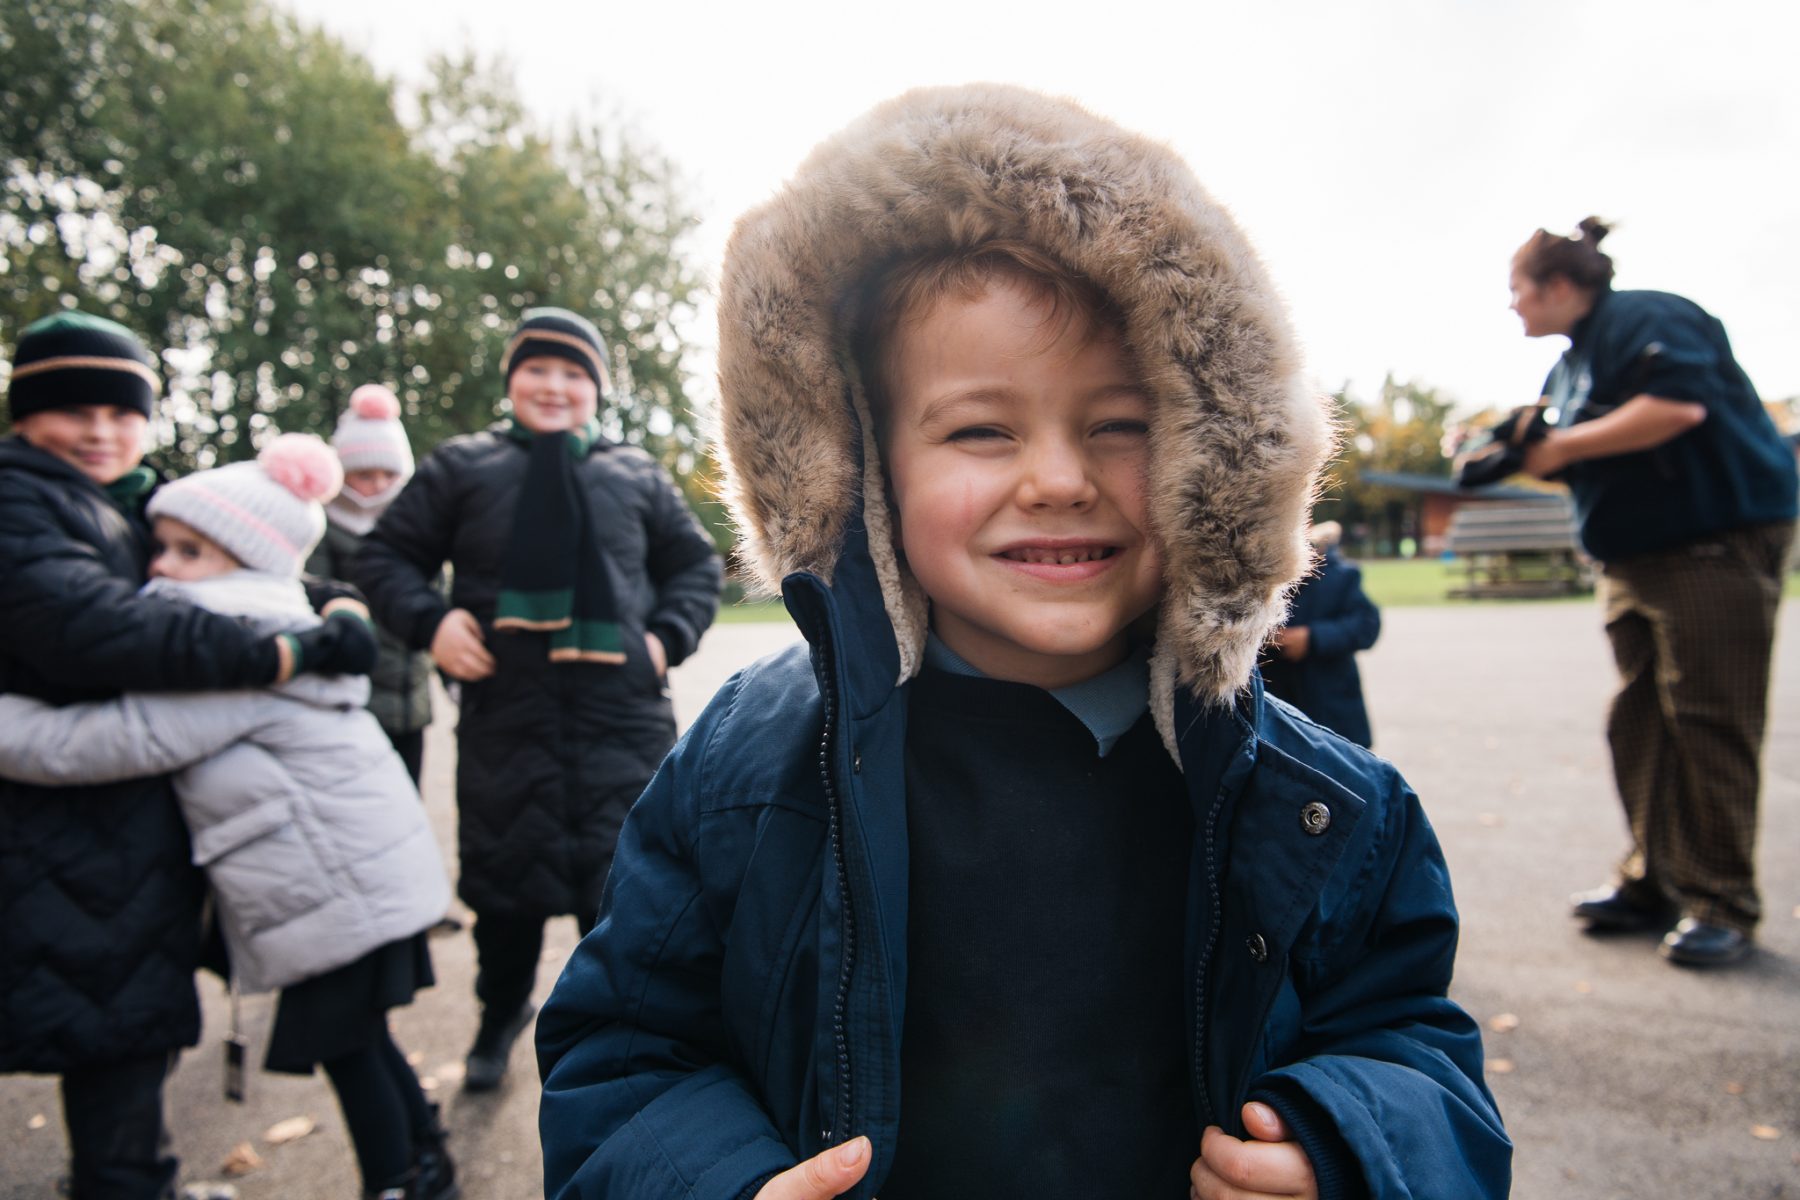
[755,1137,871,1200]
[1199,1124,1310,1196]
[1241,1100,1292,1142]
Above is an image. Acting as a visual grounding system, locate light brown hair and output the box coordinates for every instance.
[846,240,1127,435]
[1513,216,1616,291]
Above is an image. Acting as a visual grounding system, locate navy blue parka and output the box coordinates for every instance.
[537,85,1508,1200]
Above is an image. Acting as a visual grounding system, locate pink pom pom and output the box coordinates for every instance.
[350,383,401,421]
[259,433,345,502]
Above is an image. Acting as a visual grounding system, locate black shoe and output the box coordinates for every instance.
[463,1003,535,1092]
[1660,919,1752,967]
[411,1102,459,1200]
[1570,884,1677,932]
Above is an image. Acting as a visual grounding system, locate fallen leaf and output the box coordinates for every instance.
[27,1113,47,1130]
[181,1182,241,1200]
[1486,1058,1515,1075]
[1488,1013,1520,1034]
[407,1050,425,1067]
[263,1115,315,1145]
[1725,1082,1746,1095]
[1750,1125,1780,1141]
[220,1142,265,1176]
[436,1060,466,1083]
[1477,812,1502,828]
[420,1075,438,1091]
[1574,980,1593,994]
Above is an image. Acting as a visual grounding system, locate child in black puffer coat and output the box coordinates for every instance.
[354,307,723,1093]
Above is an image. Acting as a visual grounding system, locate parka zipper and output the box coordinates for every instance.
[815,634,857,1146]
[1190,781,1227,1131]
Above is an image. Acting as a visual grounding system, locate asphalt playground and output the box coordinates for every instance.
[4,599,1798,1199]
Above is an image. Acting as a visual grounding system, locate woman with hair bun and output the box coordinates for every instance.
[1509,217,1797,967]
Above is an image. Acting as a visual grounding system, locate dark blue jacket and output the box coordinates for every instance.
[1261,547,1381,748]
[537,531,1507,1200]
[1545,288,1798,562]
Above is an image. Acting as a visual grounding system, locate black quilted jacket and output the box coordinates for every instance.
[0,437,279,1072]
[353,429,722,920]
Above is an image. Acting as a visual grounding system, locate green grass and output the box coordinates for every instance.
[1357,557,1800,607]
[708,560,1800,621]
[715,597,791,624]
[1351,558,1590,607]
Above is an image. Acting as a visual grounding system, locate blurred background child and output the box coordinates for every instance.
[306,383,435,785]
[0,434,456,1200]
[1262,521,1383,748]
[0,311,376,1199]
[354,307,723,1093]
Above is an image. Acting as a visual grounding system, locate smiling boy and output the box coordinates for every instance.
[537,87,1509,1200]
[354,306,723,1092]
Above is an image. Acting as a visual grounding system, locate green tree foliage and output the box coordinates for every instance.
[1313,374,1458,555]
[0,0,710,517]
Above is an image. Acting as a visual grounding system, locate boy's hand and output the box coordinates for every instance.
[431,608,496,681]
[1272,625,1311,661]
[1189,1102,1318,1200]
[645,630,667,677]
[754,1137,870,1200]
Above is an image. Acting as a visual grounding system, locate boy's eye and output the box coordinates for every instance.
[945,425,1006,442]
[1095,419,1150,436]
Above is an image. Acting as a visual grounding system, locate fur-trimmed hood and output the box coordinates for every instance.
[717,83,1331,706]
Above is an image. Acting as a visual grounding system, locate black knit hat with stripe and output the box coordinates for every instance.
[6,311,161,421]
[501,307,610,396]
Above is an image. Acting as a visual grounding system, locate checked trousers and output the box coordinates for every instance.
[1599,520,1794,934]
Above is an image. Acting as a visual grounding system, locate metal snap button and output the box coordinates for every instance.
[1247,933,1268,963]
[1300,801,1331,835]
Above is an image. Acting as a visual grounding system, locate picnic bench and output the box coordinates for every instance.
[1445,494,1592,598]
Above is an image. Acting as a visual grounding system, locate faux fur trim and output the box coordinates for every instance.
[716,83,1331,704]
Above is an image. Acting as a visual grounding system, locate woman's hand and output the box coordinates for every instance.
[754,1137,871,1200]
[430,608,496,681]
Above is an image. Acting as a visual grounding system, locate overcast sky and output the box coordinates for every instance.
[287,0,1798,418]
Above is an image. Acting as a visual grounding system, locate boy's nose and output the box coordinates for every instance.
[1018,441,1098,509]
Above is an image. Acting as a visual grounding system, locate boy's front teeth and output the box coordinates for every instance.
[1011,547,1106,564]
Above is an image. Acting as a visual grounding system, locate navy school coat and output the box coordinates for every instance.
[536,524,1510,1200]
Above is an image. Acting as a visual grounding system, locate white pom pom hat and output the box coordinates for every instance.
[331,383,414,478]
[148,434,344,576]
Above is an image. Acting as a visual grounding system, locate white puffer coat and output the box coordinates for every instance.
[0,600,450,993]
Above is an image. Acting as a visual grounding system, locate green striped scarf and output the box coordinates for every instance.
[493,419,625,664]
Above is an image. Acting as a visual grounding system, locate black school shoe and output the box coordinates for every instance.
[1660,919,1753,967]
[411,1101,459,1200]
[1570,884,1678,933]
[463,1003,536,1092]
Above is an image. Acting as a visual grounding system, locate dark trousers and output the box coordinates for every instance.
[60,1053,176,1200]
[387,727,425,787]
[1599,521,1793,933]
[322,1018,434,1192]
[472,909,595,1022]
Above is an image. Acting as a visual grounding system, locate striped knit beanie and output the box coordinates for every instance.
[148,434,343,576]
[331,383,414,478]
[501,307,610,395]
[6,311,161,420]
